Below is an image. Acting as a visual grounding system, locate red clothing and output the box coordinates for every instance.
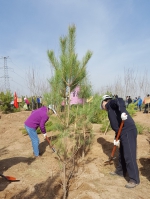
[25,99,30,105]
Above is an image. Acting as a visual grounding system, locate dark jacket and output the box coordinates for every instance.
[105,98,136,134]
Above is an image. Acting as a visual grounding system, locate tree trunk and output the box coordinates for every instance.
[63,163,67,199]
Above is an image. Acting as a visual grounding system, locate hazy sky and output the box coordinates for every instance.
[0,0,150,96]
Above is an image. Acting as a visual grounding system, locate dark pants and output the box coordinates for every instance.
[143,103,150,113]
[116,128,140,184]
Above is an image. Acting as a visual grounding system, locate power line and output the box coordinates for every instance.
[10,79,29,90]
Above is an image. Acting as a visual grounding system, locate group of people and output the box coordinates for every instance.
[24,96,42,110]
[24,94,140,190]
[126,94,150,113]
[125,96,143,111]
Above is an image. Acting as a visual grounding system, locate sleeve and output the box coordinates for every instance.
[109,99,118,109]
[108,110,119,133]
[107,99,121,133]
[39,115,49,134]
[110,98,126,113]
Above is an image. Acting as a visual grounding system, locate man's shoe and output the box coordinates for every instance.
[109,171,123,177]
[125,182,138,188]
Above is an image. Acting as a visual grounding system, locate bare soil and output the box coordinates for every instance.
[0,111,150,199]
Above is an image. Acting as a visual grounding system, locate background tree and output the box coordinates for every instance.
[26,67,50,97]
[0,91,13,113]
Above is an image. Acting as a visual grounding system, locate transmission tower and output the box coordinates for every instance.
[3,56,10,91]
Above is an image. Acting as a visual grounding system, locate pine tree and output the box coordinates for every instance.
[46,24,93,199]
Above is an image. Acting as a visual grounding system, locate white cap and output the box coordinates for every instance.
[100,95,112,109]
[48,105,57,114]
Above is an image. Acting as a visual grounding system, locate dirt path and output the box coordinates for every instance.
[0,111,150,199]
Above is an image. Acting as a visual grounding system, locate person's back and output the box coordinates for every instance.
[25,106,49,132]
[128,96,132,104]
[24,105,50,158]
[106,98,135,134]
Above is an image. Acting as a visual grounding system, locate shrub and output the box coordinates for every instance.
[135,123,145,134]
[0,91,13,113]
[127,103,137,117]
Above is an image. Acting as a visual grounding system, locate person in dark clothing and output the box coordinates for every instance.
[114,94,118,99]
[32,96,36,110]
[37,97,40,109]
[100,95,140,188]
[128,96,132,105]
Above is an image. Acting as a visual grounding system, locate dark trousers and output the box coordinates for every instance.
[116,128,140,184]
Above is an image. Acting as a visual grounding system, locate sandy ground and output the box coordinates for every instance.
[0,111,150,199]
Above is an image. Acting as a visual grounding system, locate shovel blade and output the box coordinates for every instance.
[0,174,19,182]
[51,147,56,153]
[104,157,116,165]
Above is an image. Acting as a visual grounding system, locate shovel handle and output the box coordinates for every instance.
[110,120,124,158]
[45,136,56,152]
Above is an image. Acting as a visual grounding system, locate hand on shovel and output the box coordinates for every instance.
[44,134,56,153]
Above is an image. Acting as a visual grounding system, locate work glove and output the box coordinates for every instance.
[43,133,47,139]
[114,139,120,147]
[121,112,128,120]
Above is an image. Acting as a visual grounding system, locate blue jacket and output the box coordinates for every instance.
[105,98,136,134]
[137,98,142,106]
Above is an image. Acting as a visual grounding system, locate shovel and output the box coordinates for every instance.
[45,136,63,162]
[0,174,20,182]
[45,136,56,153]
[104,120,124,165]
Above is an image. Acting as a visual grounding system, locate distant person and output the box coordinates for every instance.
[133,97,138,103]
[32,96,36,110]
[37,97,40,109]
[24,97,30,110]
[137,96,142,111]
[125,96,129,108]
[39,96,42,107]
[114,94,118,99]
[100,95,140,188]
[24,105,52,158]
[61,100,65,112]
[128,96,132,105]
[143,94,150,113]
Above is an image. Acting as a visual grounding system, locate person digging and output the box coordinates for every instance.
[24,105,53,158]
[100,95,140,188]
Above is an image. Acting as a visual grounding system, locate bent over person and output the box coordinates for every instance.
[24,105,51,158]
[100,95,140,188]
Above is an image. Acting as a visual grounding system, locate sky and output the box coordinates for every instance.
[0,0,150,97]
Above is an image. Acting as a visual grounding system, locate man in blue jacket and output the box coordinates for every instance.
[101,95,140,188]
[24,105,52,158]
[137,96,142,111]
